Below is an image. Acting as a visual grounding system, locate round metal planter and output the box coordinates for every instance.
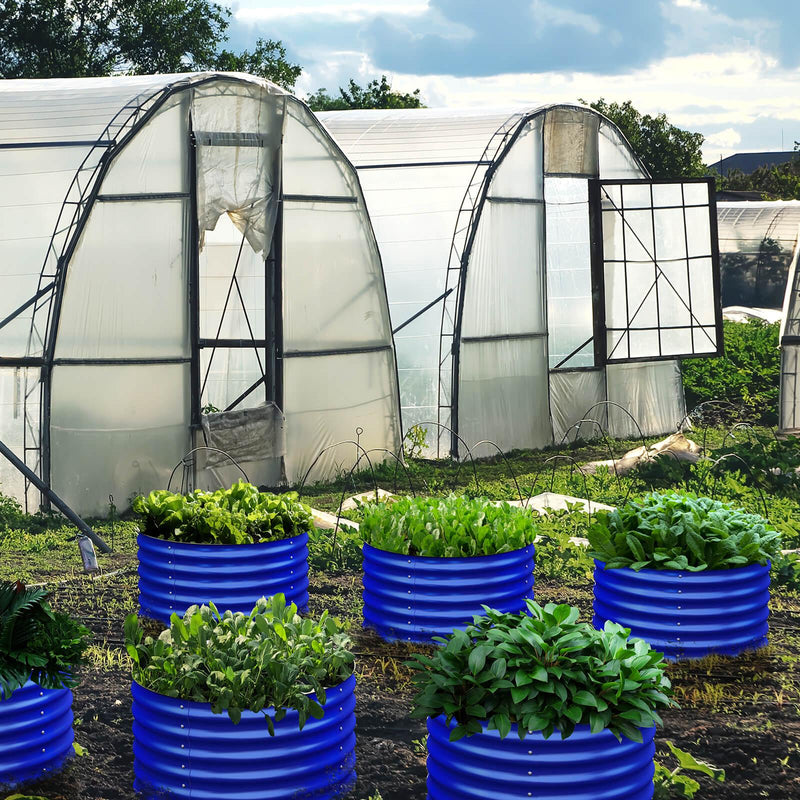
[0,680,74,789]
[137,532,309,623]
[593,560,770,660]
[426,715,655,800]
[132,673,356,800]
[362,543,535,643]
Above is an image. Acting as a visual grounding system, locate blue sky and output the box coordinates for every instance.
[222,0,800,163]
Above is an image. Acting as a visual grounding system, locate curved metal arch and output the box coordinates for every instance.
[21,73,289,506]
[436,104,651,459]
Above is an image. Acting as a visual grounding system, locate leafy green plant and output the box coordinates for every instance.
[360,495,537,557]
[653,741,725,798]
[588,492,781,571]
[710,434,800,493]
[0,580,91,699]
[403,424,429,459]
[681,320,780,426]
[407,600,673,742]
[132,482,313,545]
[125,594,354,732]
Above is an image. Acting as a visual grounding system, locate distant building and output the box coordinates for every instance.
[709,151,797,176]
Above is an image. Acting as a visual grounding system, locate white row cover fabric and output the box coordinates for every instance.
[320,105,690,457]
[717,201,800,433]
[0,73,400,513]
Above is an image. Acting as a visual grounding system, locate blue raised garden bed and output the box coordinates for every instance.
[0,680,74,789]
[137,531,309,623]
[426,715,655,800]
[593,560,770,659]
[362,543,535,643]
[132,673,356,800]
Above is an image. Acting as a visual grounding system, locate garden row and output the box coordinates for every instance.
[0,482,782,799]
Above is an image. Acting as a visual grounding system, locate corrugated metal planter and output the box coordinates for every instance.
[593,560,770,660]
[131,673,356,800]
[137,532,309,624]
[426,715,655,800]
[362,543,535,643]
[0,681,74,789]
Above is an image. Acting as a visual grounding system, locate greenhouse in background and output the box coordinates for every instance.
[320,106,723,457]
[716,202,800,433]
[0,73,401,515]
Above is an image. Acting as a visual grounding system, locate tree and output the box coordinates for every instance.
[0,0,302,90]
[212,38,301,90]
[307,75,424,111]
[716,158,800,201]
[583,98,705,179]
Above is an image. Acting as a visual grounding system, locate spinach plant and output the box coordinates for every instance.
[0,579,91,699]
[408,600,673,742]
[132,482,314,545]
[588,492,781,571]
[125,594,354,731]
[360,495,536,557]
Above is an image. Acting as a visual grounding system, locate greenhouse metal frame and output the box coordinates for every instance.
[320,106,723,457]
[0,73,402,515]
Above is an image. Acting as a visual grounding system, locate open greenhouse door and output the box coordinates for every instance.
[590,178,723,365]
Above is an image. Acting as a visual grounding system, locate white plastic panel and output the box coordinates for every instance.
[490,118,542,200]
[50,364,191,515]
[0,368,27,504]
[101,96,188,196]
[282,201,390,351]
[780,345,800,433]
[458,337,552,456]
[56,199,188,358]
[549,369,607,442]
[545,177,594,368]
[283,349,401,483]
[598,121,646,180]
[606,361,685,438]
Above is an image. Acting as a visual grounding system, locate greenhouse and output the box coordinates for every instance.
[0,73,401,516]
[319,105,723,457]
[717,201,800,433]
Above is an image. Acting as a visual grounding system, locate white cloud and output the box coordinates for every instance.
[673,0,709,10]
[704,128,742,148]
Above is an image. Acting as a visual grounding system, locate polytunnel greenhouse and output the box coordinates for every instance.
[717,201,800,433]
[0,73,401,516]
[319,106,723,457]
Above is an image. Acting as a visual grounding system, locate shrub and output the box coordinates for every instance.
[0,580,92,698]
[709,433,800,494]
[124,595,354,731]
[132,482,313,545]
[359,495,537,557]
[681,320,780,425]
[587,492,781,571]
[408,601,673,742]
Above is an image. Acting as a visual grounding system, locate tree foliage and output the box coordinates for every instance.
[0,0,302,89]
[583,98,706,179]
[307,75,424,111]
[716,150,800,201]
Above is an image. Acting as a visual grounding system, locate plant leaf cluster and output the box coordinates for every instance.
[125,594,354,731]
[359,495,537,557]
[653,740,725,798]
[132,482,313,545]
[0,579,91,699]
[588,492,781,571]
[710,433,800,494]
[408,600,673,743]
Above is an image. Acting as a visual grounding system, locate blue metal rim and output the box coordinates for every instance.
[132,673,356,800]
[362,543,535,644]
[593,560,771,659]
[0,681,74,790]
[426,716,655,800]
[137,531,310,623]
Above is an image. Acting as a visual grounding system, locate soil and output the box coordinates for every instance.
[8,568,800,800]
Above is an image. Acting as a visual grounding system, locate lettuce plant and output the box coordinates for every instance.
[132,482,314,545]
[587,492,781,572]
[359,495,536,557]
[0,579,91,699]
[408,600,672,742]
[125,595,354,732]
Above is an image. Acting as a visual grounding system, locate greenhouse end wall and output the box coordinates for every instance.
[0,74,401,515]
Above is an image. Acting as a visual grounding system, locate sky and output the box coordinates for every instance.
[221,0,800,164]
